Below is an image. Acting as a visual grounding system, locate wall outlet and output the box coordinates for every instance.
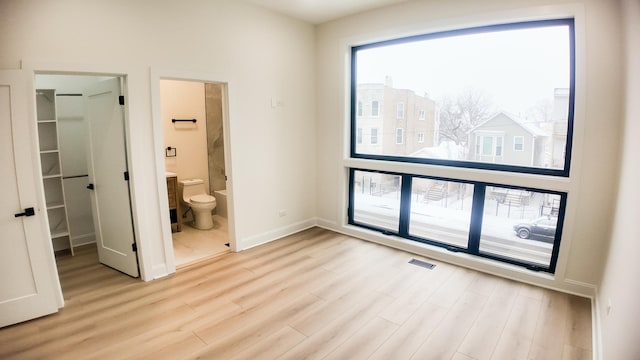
[278,209,287,217]
[270,97,284,108]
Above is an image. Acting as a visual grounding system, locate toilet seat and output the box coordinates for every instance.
[190,194,216,204]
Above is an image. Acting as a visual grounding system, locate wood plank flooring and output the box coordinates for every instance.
[0,227,592,360]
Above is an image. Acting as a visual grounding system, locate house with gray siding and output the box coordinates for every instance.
[468,112,548,167]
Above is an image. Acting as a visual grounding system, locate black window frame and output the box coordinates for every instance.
[348,168,567,273]
[350,18,576,177]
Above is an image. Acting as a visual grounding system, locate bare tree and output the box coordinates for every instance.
[526,98,553,124]
[438,89,493,146]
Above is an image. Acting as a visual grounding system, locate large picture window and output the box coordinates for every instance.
[351,19,575,177]
[348,19,575,272]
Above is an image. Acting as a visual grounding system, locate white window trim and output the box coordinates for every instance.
[476,133,505,162]
[371,128,379,145]
[396,102,404,119]
[419,109,425,120]
[371,100,380,117]
[514,136,525,151]
[343,8,586,294]
[418,132,425,143]
[396,128,404,144]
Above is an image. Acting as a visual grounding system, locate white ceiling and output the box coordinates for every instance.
[245,0,411,24]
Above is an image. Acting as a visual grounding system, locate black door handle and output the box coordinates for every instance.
[87,183,94,190]
[15,207,35,218]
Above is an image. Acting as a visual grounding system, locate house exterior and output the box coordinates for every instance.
[468,112,548,168]
[355,77,438,157]
[537,88,570,169]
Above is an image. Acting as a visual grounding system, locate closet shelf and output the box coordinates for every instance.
[51,230,70,239]
[46,203,65,210]
[38,88,74,255]
[43,174,62,179]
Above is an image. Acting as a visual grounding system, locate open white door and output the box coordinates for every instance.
[85,78,139,277]
[0,71,59,327]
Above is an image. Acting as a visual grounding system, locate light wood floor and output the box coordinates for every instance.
[173,214,230,268]
[0,227,592,360]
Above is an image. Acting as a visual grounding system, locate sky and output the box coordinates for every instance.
[356,24,571,116]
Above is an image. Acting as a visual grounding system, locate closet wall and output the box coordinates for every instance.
[36,75,105,250]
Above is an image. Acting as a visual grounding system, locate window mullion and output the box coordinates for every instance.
[398,175,413,237]
[468,184,486,253]
[347,168,356,224]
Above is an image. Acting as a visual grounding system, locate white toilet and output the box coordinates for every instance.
[179,179,217,230]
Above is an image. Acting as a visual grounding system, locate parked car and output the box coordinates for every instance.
[513,217,557,241]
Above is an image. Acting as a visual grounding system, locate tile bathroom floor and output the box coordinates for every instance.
[172,214,230,268]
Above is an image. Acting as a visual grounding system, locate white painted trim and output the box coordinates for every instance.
[370,127,379,145]
[151,263,172,280]
[371,100,380,117]
[70,233,96,247]
[333,4,588,298]
[513,135,525,151]
[563,278,597,297]
[316,217,338,229]
[20,60,152,281]
[592,291,603,360]
[149,67,239,276]
[316,216,595,297]
[238,218,317,251]
[395,127,404,144]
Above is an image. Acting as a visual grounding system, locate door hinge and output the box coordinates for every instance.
[132,243,137,252]
[124,171,129,181]
[119,95,125,105]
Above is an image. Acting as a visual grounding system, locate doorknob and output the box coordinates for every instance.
[87,183,94,190]
[14,207,35,218]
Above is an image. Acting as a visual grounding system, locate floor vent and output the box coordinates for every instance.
[409,258,436,269]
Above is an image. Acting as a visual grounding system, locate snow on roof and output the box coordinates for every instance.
[470,111,548,137]
[410,141,465,160]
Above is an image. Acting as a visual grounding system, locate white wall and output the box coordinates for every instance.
[315,0,623,295]
[597,0,640,358]
[0,0,317,279]
[160,80,209,192]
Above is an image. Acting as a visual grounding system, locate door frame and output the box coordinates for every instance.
[150,68,237,274]
[22,61,147,285]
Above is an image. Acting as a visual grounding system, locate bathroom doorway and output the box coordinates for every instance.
[159,79,231,268]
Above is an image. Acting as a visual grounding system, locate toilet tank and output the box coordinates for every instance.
[179,179,206,202]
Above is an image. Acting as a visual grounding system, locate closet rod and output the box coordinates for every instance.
[172,119,197,123]
[62,174,89,179]
[56,93,83,97]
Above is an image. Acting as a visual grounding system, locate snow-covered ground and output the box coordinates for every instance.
[353,190,554,266]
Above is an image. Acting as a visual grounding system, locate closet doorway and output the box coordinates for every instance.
[35,74,139,279]
[159,79,232,268]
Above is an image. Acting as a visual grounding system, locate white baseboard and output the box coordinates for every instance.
[562,278,597,298]
[316,218,597,298]
[151,263,171,281]
[239,218,317,251]
[316,217,338,230]
[71,233,96,247]
[592,289,603,360]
